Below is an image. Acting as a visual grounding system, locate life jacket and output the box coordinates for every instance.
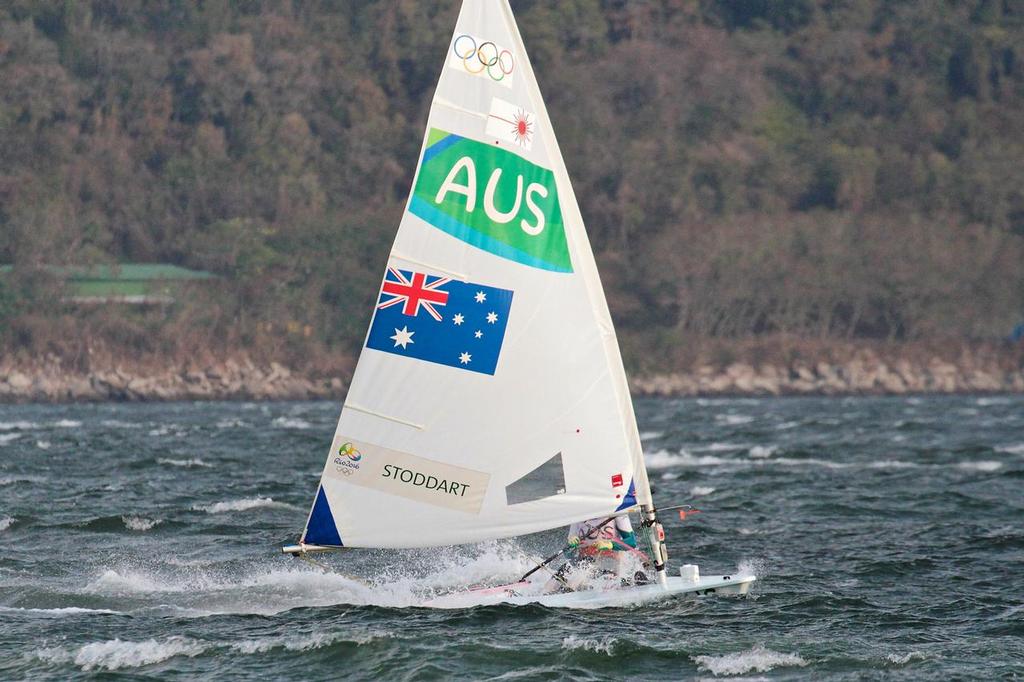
[572,518,627,558]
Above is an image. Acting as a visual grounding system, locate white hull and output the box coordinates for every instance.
[423,573,755,609]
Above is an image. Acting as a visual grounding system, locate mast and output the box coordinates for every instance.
[498,1,668,588]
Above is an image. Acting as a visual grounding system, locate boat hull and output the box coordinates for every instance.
[423,574,755,609]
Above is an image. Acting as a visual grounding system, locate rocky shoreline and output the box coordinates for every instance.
[0,359,344,403]
[1,349,1022,402]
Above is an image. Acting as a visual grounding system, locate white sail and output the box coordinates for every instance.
[300,0,651,549]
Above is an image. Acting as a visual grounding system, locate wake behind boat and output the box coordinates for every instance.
[283,0,755,607]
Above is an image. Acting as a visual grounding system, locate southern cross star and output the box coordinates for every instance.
[474,330,483,339]
[486,311,498,324]
[453,313,465,325]
[474,291,487,303]
[390,326,414,349]
[459,352,472,364]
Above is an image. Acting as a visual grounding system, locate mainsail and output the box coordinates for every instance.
[299,0,654,551]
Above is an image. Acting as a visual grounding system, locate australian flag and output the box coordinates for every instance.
[365,266,514,376]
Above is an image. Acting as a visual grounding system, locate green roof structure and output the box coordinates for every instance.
[0,264,215,304]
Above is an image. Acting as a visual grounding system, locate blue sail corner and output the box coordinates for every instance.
[615,479,637,511]
[304,485,343,546]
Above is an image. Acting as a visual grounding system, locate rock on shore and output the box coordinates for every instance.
[630,352,1024,397]
[0,358,345,403]
[1,349,1022,402]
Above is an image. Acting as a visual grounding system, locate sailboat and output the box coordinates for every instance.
[283,0,754,607]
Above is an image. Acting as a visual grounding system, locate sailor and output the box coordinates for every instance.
[567,515,638,557]
[544,515,647,592]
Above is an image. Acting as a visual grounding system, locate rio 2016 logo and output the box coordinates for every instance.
[334,442,362,475]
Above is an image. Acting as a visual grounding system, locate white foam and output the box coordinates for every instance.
[645,450,728,469]
[272,417,313,429]
[36,440,51,449]
[864,459,921,469]
[52,419,82,428]
[748,445,776,459]
[0,475,42,486]
[767,457,849,469]
[704,442,751,452]
[561,635,617,655]
[996,443,1024,455]
[717,414,754,425]
[0,516,14,531]
[0,433,22,445]
[639,430,663,440]
[158,457,212,468]
[101,419,142,429]
[86,569,168,594]
[690,486,715,497]
[660,472,679,480]
[0,421,37,430]
[957,461,1002,472]
[0,605,118,616]
[693,645,807,675]
[215,418,248,428]
[122,516,161,531]
[736,558,766,578]
[87,540,539,613]
[193,497,289,514]
[35,637,205,671]
[975,397,1011,406]
[886,651,927,665]
[230,630,392,654]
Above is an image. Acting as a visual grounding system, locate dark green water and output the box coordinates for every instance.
[1,397,1021,680]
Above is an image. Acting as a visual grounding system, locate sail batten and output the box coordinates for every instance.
[299,0,651,549]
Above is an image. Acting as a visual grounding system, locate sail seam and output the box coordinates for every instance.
[389,252,467,281]
[343,403,425,430]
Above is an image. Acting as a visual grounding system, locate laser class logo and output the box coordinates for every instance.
[334,442,362,475]
[448,33,515,86]
[409,129,572,273]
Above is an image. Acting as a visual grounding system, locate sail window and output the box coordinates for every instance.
[505,453,566,505]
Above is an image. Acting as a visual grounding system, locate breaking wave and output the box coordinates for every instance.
[690,486,715,497]
[748,445,776,458]
[716,414,754,425]
[887,651,927,665]
[996,443,1024,455]
[193,497,289,514]
[81,541,540,614]
[956,461,1002,472]
[0,420,37,430]
[1,606,119,616]
[560,635,618,655]
[645,450,728,469]
[158,457,212,468]
[31,630,397,672]
[693,645,807,676]
[272,417,313,429]
[0,433,22,445]
[122,516,161,531]
[34,636,205,671]
[0,516,15,531]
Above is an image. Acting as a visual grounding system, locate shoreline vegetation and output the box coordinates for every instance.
[2,3,1023,400]
[2,341,1021,403]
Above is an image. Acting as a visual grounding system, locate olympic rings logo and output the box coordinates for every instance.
[452,34,515,82]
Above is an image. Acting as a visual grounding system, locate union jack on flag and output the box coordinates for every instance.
[365,266,514,376]
[376,267,451,321]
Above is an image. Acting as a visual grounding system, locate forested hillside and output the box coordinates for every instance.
[2,0,1023,374]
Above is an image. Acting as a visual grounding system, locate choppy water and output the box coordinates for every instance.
[1,397,1022,679]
